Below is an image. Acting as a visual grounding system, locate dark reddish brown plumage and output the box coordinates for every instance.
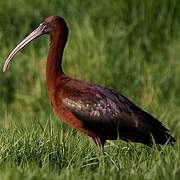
[3,16,176,148]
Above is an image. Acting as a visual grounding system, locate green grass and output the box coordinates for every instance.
[0,0,180,179]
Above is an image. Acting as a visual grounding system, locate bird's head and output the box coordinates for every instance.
[3,16,68,72]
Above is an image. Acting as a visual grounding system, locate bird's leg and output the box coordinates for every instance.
[92,136,106,150]
[87,131,106,150]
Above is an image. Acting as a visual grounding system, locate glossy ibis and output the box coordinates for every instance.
[3,16,176,148]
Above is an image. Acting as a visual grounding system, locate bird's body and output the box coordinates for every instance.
[3,16,176,148]
[49,75,175,147]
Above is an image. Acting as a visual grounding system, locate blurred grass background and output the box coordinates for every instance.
[0,0,180,179]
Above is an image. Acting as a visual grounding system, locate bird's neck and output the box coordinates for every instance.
[46,30,66,95]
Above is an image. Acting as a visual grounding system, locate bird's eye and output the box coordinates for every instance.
[41,23,49,34]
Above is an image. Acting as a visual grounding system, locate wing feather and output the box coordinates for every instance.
[62,81,138,136]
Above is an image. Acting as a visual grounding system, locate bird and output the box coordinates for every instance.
[3,16,176,148]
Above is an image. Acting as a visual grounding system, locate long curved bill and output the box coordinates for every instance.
[3,24,45,72]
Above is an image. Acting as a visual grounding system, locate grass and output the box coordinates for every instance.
[0,0,180,179]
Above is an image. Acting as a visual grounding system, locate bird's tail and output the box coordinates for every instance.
[149,130,176,146]
[135,108,176,146]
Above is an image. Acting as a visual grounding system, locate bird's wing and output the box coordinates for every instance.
[61,80,152,135]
